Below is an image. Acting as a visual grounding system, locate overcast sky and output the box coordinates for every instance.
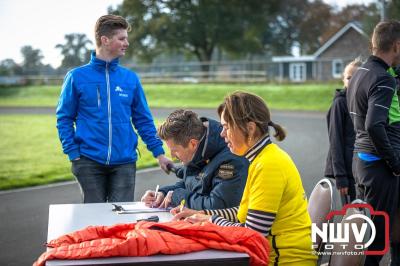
[0,0,376,68]
[0,0,122,67]
[324,0,375,9]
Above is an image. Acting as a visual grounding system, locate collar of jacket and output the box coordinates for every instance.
[334,88,346,98]
[369,55,391,71]
[90,51,119,72]
[187,117,227,168]
[244,134,271,162]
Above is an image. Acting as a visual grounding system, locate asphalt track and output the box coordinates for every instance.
[0,107,329,265]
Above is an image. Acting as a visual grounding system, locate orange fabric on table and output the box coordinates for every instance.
[34,220,270,266]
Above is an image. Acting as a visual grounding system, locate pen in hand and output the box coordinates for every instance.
[152,185,159,208]
[179,199,186,213]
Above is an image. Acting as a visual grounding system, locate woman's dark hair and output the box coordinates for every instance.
[218,91,286,141]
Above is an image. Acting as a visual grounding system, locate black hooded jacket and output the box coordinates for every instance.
[324,88,355,188]
[159,117,249,210]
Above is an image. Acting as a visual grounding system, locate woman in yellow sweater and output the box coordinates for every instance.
[172,91,317,265]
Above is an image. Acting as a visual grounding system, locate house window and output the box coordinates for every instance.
[289,63,306,82]
[332,59,343,79]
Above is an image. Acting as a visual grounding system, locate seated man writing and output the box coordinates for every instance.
[141,109,248,210]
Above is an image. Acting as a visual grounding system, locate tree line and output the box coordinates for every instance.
[1,0,399,76]
[111,0,400,66]
[0,33,92,76]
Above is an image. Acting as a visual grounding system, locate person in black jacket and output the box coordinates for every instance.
[141,109,249,210]
[324,58,362,205]
[347,21,400,265]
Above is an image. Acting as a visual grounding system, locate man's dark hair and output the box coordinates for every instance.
[95,15,131,47]
[158,109,205,146]
[371,20,400,53]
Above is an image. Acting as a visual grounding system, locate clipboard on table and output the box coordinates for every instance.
[112,202,171,214]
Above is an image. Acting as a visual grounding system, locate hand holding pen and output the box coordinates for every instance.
[151,185,159,208]
[141,185,163,207]
[170,200,210,222]
[169,199,186,215]
[179,199,186,212]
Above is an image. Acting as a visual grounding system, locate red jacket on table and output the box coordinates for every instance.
[34,220,270,266]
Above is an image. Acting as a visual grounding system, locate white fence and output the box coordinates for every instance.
[129,60,275,83]
[0,58,346,85]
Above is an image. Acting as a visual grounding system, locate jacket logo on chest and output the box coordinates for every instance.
[115,86,128,98]
[220,164,234,170]
[218,164,235,179]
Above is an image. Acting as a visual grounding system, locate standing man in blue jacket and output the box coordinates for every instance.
[141,109,249,210]
[56,15,172,203]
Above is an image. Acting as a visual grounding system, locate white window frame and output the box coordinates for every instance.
[289,63,306,82]
[332,59,343,79]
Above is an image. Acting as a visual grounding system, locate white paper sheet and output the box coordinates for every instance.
[117,202,170,213]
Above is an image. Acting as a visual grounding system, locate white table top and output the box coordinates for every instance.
[46,203,249,266]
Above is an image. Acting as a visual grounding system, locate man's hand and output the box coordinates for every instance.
[338,186,349,196]
[157,154,173,174]
[141,190,164,207]
[159,190,173,209]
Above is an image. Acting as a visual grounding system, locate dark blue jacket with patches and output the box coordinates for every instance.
[159,118,249,210]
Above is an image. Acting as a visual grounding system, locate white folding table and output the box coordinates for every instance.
[45,203,250,266]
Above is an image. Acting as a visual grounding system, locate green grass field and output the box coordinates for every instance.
[0,115,160,190]
[0,83,339,111]
[0,83,339,190]
[144,83,337,111]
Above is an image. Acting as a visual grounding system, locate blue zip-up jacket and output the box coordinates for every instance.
[56,52,164,165]
[158,118,249,210]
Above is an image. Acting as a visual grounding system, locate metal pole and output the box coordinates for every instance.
[380,0,386,21]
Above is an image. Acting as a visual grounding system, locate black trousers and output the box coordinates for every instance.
[353,155,400,265]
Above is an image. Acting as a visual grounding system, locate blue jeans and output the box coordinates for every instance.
[71,156,136,203]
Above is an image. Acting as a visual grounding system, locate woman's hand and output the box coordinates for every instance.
[184,213,212,223]
[171,206,209,222]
